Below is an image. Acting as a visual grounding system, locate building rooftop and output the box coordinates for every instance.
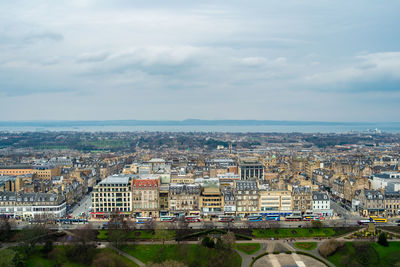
[99,174,133,185]
[313,191,329,201]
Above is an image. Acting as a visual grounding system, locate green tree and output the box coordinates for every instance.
[378,232,389,247]
[201,236,215,248]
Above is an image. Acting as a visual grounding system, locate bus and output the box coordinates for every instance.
[370,216,387,223]
[285,215,302,221]
[247,215,263,222]
[136,217,152,224]
[160,216,177,222]
[265,215,280,221]
[302,215,319,221]
[358,219,374,225]
[185,216,201,223]
[218,215,235,222]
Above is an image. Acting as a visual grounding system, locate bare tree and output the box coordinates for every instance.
[18,224,49,254]
[75,224,96,246]
[221,231,236,250]
[108,229,127,248]
[154,224,175,245]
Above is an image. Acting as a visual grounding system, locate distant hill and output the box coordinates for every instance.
[0,119,398,127]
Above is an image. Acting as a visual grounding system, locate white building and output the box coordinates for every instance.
[0,192,66,219]
[371,172,400,191]
[312,191,333,216]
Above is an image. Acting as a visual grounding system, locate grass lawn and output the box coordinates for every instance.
[97,230,166,240]
[294,242,317,250]
[100,248,139,267]
[12,246,85,267]
[10,246,139,267]
[236,243,261,254]
[328,242,400,267]
[121,244,242,267]
[327,242,354,267]
[252,228,336,238]
[97,230,108,239]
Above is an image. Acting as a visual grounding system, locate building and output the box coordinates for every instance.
[200,187,223,217]
[291,186,312,213]
[312,191,333,216]
[159,184,169,217]
[358,189,385,216]
[33,165,61,180]
[0,165,34,176]
[170,174,195,184]
[312,169,333,187]
[222,187,236,215]
[91,175,133,218]
[168,184,200,216]
[259,189,292,216]
[371,172,400,192]
[238,158,264,180]
[0,191,66,219]
[384,191,400,217]
[132,179,159,218]
[0,175,31,192]
[235,180,259,217]
[147,158,167,174]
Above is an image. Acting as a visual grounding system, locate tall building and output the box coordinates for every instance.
[200,187,223,217]
[235,180,259,217]
[91,175,133,219]
[132,179,159,218]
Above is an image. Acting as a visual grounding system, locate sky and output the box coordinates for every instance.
[0,0,399,122]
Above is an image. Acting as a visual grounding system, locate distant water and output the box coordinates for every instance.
[1,124,400,133]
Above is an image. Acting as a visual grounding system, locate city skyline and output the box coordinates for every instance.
[1,1,400,121]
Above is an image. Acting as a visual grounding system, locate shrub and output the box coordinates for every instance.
[201,236,215,248]
[42,240,53,255]
[318,239,344,258]
[377,232,389,247]
[285,251,292,254]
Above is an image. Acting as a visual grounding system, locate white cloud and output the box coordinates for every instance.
[0,1,399,121]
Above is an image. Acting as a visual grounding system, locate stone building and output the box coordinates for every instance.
[168,184,200,216]
[291,186,312,213]
[235,180,259,217]
[132,179,159,218]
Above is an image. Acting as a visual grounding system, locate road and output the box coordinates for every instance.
[70,193,92,218]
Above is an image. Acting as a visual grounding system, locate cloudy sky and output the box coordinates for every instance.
[1,0,399,122]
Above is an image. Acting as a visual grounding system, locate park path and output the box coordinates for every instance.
[108,245,145,267]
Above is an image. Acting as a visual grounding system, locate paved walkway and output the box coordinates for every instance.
[108,245,145,267]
